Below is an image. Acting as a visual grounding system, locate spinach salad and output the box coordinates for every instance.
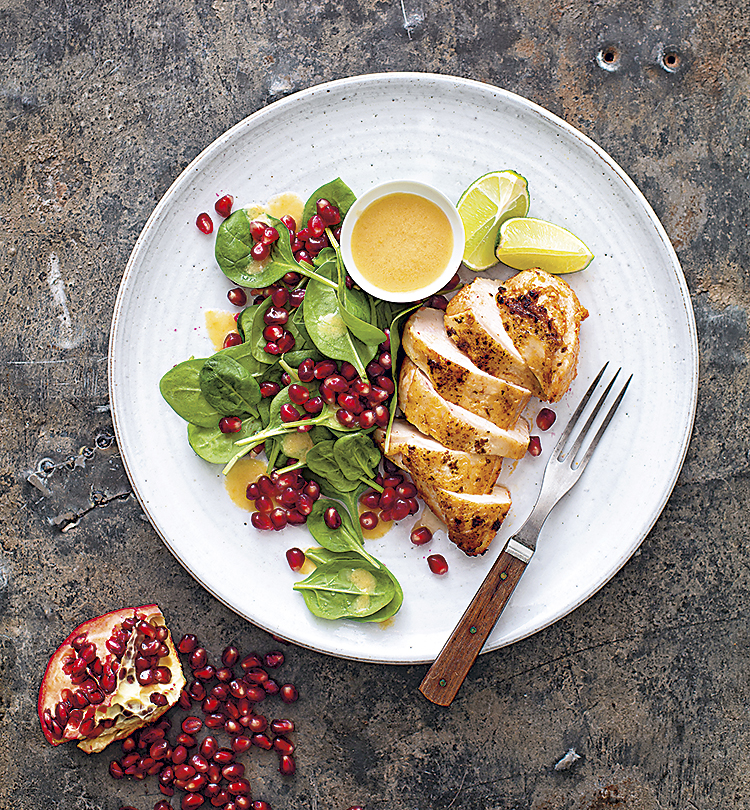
[160,178,441,623]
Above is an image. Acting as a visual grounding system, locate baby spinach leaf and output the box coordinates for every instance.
[160,358,221,428]
[214,209,256,281]
[303,275,375,379]
[236,304,259,343]
[305,441,360,492]
[292,558,395,620]
[303,548,403,623]
[307,498,380,567]
[199,355,261,416]
[187,417,261,463]
[333,433,381,487]
[220,339,264,377]
[301,178,357,225]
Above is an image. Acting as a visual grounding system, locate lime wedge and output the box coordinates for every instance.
[495,217,594,274]
[457,170,530,271]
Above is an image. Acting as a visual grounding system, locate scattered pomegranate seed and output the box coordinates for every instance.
[324,507,341,530]
[410,526,432,546]
[427,554,449,575]
[223,332,242,348]
[215,195,234,218]
[227,287,247,307]
[536,408,556,430]
[528,436,542,456]
[219,417,242,434]
[196,213,213,234]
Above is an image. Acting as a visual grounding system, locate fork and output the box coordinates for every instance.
[419,363,632,706]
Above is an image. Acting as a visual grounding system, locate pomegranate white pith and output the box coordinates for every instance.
[38,604,185,754]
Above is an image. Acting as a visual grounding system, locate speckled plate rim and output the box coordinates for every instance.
[109,72,698,664]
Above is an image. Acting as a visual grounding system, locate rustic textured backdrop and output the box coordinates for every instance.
[2,0,749,808]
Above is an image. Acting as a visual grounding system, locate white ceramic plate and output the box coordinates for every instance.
[109,73,698,664]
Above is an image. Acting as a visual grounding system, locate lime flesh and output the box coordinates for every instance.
[495,217,594,274]
[457,171,530,271]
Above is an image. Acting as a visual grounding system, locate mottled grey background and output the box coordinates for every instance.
[2,0,749,808]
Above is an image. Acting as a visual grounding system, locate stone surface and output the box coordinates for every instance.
[2,0,750,807]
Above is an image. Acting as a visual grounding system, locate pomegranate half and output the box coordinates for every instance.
[38,604,185,753]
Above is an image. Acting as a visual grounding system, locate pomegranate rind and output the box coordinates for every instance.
[38,604,186,754]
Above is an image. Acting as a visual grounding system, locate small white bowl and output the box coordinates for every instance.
[339,180,465,303]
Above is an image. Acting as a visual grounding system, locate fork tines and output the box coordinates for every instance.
[555,363,632,471]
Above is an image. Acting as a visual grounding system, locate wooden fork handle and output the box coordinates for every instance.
[419,549,528,706]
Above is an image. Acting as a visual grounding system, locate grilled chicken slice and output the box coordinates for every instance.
[398,358,530,457]
[402,307,532,430]
[495,268,589,402]
[444,277,543,396]
[376,420,502,494]
[417,483,512,555]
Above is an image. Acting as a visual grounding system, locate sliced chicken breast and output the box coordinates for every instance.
[398,358,530,458]
[496,268,589,402]
[402,307,532,430]
[444,277,543,396]
[376,420,502,494]
[418,483,512,556]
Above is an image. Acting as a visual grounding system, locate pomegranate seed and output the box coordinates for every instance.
[270,718,295,734]
[297,358,315,382]
[336,409,357,428]
[287,509,306,525]
[378,351,392,370]
[182,716,203,735]
[263,324,285,342]
[358,410,376,429]
[109,760,124,779]
[411,526,432,545]
[289,288,305,307]
[279,754,296,775]
[251,241,270,261]
[196,213,213,234]
[261,226,279,244]
[286,548,305,571]
[373,404,390,427]
[269,507,288,530]
[376,375,395,394]
[359,511,378,531]
[428,294,449,310]
[295,249,313,265]
[222,645,240,667]
[215,194,234,218]
[181,794,205,809]
[280,404,301,423]
[528,436,542,456]
[219,416,242,434]
[251,733,273,750]
[172,744,188,765]
[252,803,272,810]
[288,384,310,405]
[251,512,273,530]
[325,373,349,393]
[304,396,324,415]
[366,360,383,378]
[428,554,449,575]
[536,408,557,430]
[324,507,341,529]
[280,214,296,233]
[260,381,281,398]
[240,654,263,671]
[397,482,417,498]
[232,736,253,753]
[263,305,288,325]
[316,198,341,226]
[313,360,337,379]
[223,332,242,348]
[271,286,289,307]
[305,234,328,255]
[273,734,295,754]
[277,331,295,353]
[249,221,267,240]
[391,499,411,521]
[280,684,299,703]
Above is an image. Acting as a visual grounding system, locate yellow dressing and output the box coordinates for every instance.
[349,567,377,592]
[224,457,267,512]
[205,310,238,351]
[350,192,453,294]
[266,192,304,227]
